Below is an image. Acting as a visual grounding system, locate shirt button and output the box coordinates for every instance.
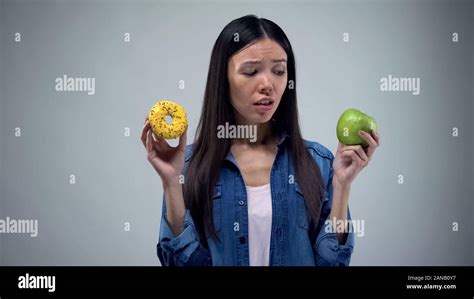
[238,200,245,206]
[239,236,246,244]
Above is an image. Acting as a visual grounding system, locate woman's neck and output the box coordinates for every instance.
[232,118,276,147]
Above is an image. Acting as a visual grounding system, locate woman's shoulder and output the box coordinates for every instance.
[302,139,334,161]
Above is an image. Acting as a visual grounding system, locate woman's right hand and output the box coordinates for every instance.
[140,117,187,187]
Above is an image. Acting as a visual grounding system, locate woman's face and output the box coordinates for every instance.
[227,38,288,124]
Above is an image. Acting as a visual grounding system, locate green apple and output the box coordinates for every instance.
[336,108,377,147]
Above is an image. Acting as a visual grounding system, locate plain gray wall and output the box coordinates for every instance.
[471,0,474,265]
[1,0,4,266]
[0,0,473,266]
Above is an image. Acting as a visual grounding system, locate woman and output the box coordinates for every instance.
[141,15,380,266]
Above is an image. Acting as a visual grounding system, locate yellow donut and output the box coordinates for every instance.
[148,100,188,139]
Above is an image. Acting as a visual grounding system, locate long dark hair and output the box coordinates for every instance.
[184,14,325,248]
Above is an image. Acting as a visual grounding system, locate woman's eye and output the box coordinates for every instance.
[243,70,285,76]
[243,70,257,76]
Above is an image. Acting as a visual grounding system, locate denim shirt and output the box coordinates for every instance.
[157,132,355,266]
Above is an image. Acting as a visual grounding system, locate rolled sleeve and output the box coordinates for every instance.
[157,195,208,266]
[314,207,355,266]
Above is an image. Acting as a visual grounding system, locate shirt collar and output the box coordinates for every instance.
[277,130,290,146]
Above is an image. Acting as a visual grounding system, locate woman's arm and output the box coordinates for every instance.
[157,191,212,266]
[313,165,354,266]
[163,179,186,237]
[329,177,351,244]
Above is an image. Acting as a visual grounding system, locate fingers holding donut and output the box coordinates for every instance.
[153,134,172,153]
[142,100,189,182]
[178,126,187,152]
[141,120,151,148]
[145,127,154,155]
[142,120,165,153]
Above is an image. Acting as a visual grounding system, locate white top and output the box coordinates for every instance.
[245,183,272,266]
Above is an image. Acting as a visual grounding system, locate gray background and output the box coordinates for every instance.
[0,0,473,266]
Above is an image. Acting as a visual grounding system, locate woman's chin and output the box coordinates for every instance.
[250,112,275,124]
[248,117,272,125]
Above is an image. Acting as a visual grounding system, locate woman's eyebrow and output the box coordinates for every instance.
[239,59,287,68]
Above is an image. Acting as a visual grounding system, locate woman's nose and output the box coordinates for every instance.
[258,74,273,94]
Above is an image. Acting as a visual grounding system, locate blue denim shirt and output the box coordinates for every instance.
[157,132,355,266]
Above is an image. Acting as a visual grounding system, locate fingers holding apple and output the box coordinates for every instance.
[333,108,381,187]
[334,143,368,186]
[358,129,380,159]
[337,143,370,165]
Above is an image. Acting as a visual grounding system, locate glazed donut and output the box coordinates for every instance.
[148,100,188,139]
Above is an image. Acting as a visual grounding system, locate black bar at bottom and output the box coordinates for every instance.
[0,266,472,298]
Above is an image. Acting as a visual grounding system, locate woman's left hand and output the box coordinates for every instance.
[333,129,381,189]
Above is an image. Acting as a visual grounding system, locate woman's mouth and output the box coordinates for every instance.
[253,99,274,112]
[254,100,272,106]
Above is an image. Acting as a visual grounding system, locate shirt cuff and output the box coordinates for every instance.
[158,209,200,265]
[314,208,355,266]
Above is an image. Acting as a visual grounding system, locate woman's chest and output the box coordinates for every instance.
[231,147,276,186]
